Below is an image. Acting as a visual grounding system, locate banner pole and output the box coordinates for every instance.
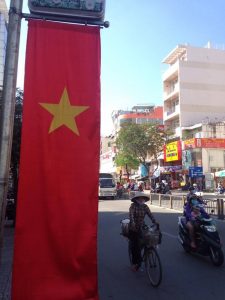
[22,12,110,28]
[0,0,23,264]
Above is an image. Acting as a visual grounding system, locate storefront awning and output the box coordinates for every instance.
[215,170,225,177]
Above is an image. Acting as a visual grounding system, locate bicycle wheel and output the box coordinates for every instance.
[128,240,132,265]
[144,247,162,287]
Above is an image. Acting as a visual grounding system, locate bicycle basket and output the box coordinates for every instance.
[142,226,161,246]
[120,218,130,237]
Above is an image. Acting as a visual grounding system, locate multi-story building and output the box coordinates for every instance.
[100,104,163,181]
[111,104,163,134]
[182,122,225,189]
[162,44,225,189]
[163,43,225,138]
[100,136,116,174]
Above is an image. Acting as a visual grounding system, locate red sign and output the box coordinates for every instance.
[183,138,196,149]
[184,138,225,149]
[197,138,225,148]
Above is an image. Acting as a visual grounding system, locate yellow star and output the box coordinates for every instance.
[39,88,89,135]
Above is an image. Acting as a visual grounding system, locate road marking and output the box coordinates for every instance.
[162,231,177,239]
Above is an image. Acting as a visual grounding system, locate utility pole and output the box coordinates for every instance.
[0,0,23,262]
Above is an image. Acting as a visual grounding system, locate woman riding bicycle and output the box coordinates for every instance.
[129,192,158,271]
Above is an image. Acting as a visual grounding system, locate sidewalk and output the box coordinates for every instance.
[0,221,14,300]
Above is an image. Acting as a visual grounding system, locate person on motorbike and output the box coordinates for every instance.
[129,192,158,271]
[162,182,171,194]
[184,194,210,248]
[217,182,224,194]
[186,185,200,201]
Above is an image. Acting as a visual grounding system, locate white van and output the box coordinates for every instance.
[99,173,117,199]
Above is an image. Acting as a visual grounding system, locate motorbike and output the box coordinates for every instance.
[178,214,224,266]
[161,187,171,195]
[151,183,171,194]
[214,187,225,195]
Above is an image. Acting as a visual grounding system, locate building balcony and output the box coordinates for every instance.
[164,106,180,121]
[166,127,181,139]
[164,82,179,96]
[162,61,179,81]
[163,87,179,102]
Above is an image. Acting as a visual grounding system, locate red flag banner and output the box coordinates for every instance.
[12,20,100,300]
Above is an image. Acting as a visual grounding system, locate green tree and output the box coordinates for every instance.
[115,123,168,176]
[9,88,23,224]
[114,152,139,180]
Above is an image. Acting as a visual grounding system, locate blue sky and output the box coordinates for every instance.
[6,0,225,135]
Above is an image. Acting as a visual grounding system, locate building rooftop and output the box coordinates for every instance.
[162,44,187,65]
[132,104,155,111]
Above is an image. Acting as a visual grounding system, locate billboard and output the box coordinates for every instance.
[28,0,106,20]
[164,141,181,162]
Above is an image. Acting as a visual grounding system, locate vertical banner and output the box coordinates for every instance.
[12,20,100,300]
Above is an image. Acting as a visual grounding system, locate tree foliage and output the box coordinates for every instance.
[114,152,139,170]
[11,88,23,169]
[9,88,23,223]
[115,123,168,171]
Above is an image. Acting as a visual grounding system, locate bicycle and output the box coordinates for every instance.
[128,224,162,287]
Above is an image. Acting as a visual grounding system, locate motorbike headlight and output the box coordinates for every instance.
[205,225,217,232]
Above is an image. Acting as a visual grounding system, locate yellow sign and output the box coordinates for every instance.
[164,141,180,162]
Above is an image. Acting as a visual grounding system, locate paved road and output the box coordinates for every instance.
[98,199,225,300]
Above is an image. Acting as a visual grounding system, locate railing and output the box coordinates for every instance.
[121,191,225,220]
[149,193,185,211]
[148,193,225,220]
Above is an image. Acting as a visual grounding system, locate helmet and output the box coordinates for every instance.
[131,192,150,203]
[189,194,198,199]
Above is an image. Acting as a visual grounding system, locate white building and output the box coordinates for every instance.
[162,44,225,189]
[100,150,116,174]
[100,136,116,174]
[163,43,225,138]
[0,0,8,89]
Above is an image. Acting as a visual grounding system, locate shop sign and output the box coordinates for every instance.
[196,138,225,148]
[182,150,192,170]
[160,165,182,173]
[164,141,181,162]
[189,166,203,178]
[184,138,225,149]
[183,138,196,149]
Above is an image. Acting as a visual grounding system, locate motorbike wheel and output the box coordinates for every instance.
[179,231,190,253]
[128,241,132,265]
[209,247,224,266]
